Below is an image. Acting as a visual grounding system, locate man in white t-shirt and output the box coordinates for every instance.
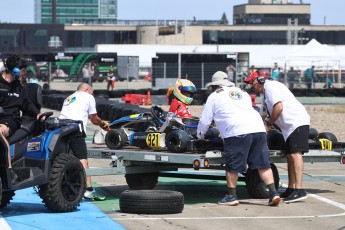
[244,70,310,203]
[59,83,110,201]
[197,71,281,207]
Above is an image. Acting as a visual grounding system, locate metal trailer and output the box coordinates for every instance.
[86,146,345,198]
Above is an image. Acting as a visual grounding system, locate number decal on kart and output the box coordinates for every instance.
[146,133,161,148]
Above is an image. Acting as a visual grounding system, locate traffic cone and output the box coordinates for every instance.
[146,91,152,105]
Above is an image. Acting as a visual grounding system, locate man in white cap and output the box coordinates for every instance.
[197,71,281,206]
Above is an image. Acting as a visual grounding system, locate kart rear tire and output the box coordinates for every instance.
[165,130,191,153]
[0,190,15,209]
[309,128,319,140]
[120,190,184,214]
[318,132,337,142]
[125,172,159,190]
[38,153,85,212]
[105,129,127,150]
[245,163,279,199]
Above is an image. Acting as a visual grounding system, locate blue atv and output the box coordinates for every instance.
[0,84,86,212]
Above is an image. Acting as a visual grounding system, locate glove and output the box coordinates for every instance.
[100,121,110,131]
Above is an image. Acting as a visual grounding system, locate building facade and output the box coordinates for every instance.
[34,0,117,24]
[1,1,345,56]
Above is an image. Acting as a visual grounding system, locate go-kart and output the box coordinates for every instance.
[267,126,345,151]
[105,105,222,153]
[0,84,86,212]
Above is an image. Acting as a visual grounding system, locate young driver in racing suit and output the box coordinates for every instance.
[168,79,196,118]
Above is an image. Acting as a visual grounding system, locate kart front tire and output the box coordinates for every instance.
[105,129,128,149]
[165,130,190,153]
[39,153,85,212]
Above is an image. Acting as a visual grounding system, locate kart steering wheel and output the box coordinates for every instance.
[151,105,166,125]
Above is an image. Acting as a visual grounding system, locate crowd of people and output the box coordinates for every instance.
[0,54,323,206]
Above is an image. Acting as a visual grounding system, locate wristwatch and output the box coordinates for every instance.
[264,118,273,127]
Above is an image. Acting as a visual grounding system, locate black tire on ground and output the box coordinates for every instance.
[245,163,280,199]
[165,130,191,153]
[309,128,319,141]
[0,190,15,209]
[38,153,86,212]
[125,172,159,190]
[105,129,128,150]
[120,190,184,214]
[318,132,337,142]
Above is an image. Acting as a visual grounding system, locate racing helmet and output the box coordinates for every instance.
[172,79,197,105]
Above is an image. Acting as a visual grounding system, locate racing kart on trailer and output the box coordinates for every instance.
[104,105,222,153]
[104,104,345,155]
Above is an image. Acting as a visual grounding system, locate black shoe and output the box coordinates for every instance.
[280,187,294,199]
[268,191,281,206]
[284,189,308,203]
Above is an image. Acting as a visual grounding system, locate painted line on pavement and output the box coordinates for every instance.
[118,183,345,221]
[0,188,125,230]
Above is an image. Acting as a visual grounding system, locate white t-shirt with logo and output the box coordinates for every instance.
[59,91,97,130]
[263,80,310,140]
[197,86,265,139]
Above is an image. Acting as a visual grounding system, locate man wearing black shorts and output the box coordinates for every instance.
[245,70,310,203]
[59,83,110,201]
[197,71,281,206]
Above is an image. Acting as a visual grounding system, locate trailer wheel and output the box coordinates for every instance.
[245,163,279,199]
[38,153,85,212]
[318,132,337,142]
[120,190,184,214]
[165,130,191,153]
[105,129,127,150]
[125,172,159,190]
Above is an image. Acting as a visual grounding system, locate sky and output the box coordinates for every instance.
[0,0,344,25]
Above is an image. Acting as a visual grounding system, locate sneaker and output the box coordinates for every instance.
[268,191,281,206]
[218,195,239,206]
[280,188,294,199]
[84,189,106,201]
[284,189,308,203]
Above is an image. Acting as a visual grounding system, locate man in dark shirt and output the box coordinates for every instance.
[0,55,41,168]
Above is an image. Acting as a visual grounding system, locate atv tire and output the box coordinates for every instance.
[120,190,184,214]
[0,190,15,209]
[245,163,280,199]
[38,153,85,212]
[165,130,191,153]
[105,129,128,150]
[125,172,159,190]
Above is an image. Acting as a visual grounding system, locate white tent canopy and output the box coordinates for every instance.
[276,39,342,67]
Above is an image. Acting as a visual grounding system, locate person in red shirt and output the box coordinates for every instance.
[167,79,196,118]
